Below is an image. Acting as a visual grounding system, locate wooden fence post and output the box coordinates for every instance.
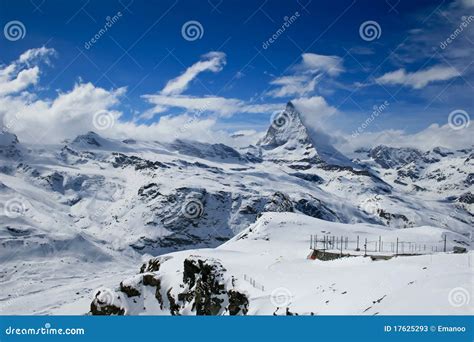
[443,235,447,252]
[356,235,360,251]
[340,235,343,256]
[364,238,367,257]
[396,238,399,256]
[379,236,382,252]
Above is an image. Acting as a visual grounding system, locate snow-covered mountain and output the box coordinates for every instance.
[90,213,472,316]
[0,102,472,314]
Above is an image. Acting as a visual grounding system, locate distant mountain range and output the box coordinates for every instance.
[0,102,472,315]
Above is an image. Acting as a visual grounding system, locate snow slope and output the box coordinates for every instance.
[91,213,473,315]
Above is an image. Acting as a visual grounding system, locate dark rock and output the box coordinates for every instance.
[120,281,141,297]
[295,198,338,221]
[111,152,169,171]
[143,274,163,307]
[140,257,162,273]
[453,246,467,254]
[138,183,161,201]
[290,172,324,183]
[263,192,294,213]
[167,288,180,316]
[180,257,226,315]
[458,192,473,204]
[227,290,249,315]
[90,290,124,316]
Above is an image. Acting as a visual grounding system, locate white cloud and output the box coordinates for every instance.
[0,49,281,145]
[292,96,338,123]
[0,79,231,144]
[267,75,319,98]
[18,47,56,66]
[459,0,474,8]
[299,53,344,76]
[0,47,56,96]
[267,53,344,98]
[375,65,461,89]
[142,51,280,119]
[161,52,226,96]
[335,123,474,154]
[1,82,125,142]
[0,67,40,96]
[143,94,282,118]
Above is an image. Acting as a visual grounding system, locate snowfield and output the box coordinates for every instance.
[90,213,473,316]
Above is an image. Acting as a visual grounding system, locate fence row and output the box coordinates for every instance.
[243,274,265,291]
[309,234,449,256]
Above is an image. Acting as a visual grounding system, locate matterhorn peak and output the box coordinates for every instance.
[257,101,309,148]
[257,102,355,168]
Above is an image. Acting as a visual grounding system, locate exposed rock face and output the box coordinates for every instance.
[90,288,125,316]
[227,290,249,315]
[90,256,249,316]
[0,131,21,158]
[295,198,338,221]
[263,192,294,213]
[458,192,473,204]
[71,131,103,147]
[370,145,425,169]
[111,153,169,171]
[179,257,227,315]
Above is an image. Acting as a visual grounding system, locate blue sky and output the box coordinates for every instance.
[0,0,472,149]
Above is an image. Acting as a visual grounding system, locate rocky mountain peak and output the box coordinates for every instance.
[257,101,310,149]
[257,102,354,168]
[0,130,21,158]
[71,131,103,147]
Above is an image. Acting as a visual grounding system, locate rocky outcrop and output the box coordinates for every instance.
[90,256,249,316]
